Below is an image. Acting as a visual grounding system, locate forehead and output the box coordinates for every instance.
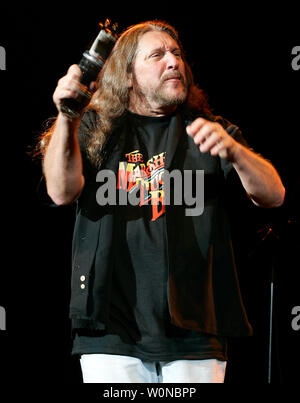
[136,30,179,55]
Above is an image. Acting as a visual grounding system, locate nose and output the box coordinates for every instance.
[165,51,179,70]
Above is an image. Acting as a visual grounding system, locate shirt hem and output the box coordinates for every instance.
[71,346,227,362]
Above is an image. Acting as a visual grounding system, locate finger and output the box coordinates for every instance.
[58,89,80,99]
[67,64,82,79]
[53,89,78,106]
[57,75,80,89]
[218,149,228,159]
[54,79,86,100]
[210,140,228,158]
[57,78,83,94]
[199,131,220,153]
[193,124,214,146]
[186,117,207,136]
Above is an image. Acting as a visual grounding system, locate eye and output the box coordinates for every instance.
[150,51,163,59]
[173,49,182,58]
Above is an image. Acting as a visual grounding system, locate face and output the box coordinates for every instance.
[128,30,188,116]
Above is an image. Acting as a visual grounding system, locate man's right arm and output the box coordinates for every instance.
[43,65,97,205]
[43,112,85,205]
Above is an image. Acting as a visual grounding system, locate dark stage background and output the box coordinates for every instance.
[0,4,299,389]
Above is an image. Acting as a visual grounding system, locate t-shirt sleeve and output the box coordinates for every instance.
[78,109,99,179]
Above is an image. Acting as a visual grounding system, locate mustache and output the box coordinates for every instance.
[161,71,184,82]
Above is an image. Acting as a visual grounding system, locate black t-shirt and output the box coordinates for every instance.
[72,111,228,361]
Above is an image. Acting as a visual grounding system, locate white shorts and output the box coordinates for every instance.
[80,353,227,383]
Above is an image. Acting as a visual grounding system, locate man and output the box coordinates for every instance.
[40,20,285,383]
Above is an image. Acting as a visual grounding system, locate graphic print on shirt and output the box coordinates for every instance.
[117,150,166,221]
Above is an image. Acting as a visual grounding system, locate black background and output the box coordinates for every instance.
[0,3,299,390]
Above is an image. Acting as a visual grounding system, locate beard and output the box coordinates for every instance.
[151,81,188,107]
[131,71,188,111]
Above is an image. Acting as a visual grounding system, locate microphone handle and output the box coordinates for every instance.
[60,51,104,119]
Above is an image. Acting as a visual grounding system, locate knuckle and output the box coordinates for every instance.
[57,76,65,87]
[68,64,79,73]
[69,64,82,78]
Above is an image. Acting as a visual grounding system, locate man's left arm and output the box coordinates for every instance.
[186,117,285,208]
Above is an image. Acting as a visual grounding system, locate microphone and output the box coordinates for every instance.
[60,19,118,119]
